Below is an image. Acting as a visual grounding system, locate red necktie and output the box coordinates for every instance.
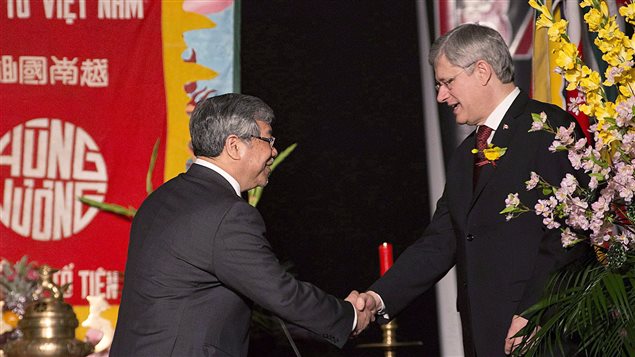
[473,125,493,188]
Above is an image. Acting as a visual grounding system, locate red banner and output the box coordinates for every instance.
[1,0,166,305]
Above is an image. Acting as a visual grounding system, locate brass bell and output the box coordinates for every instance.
[4,265,94,357]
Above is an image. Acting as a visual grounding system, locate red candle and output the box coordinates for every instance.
[378,242,393,276]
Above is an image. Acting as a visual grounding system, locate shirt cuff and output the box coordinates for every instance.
[351,303,358,331]
[367,290,389,320]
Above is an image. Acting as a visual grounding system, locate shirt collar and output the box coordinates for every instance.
[483,86,520,132]
[194,158,241,196]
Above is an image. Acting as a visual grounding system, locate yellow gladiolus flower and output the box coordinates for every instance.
[584,9,603,31]
[565,70,582,90]
[595,102,616,121]
[536,13,553,29]
[548,20,569,41]
[528,0,542,11]
[600,1,610,17]
[598,21,623,43]
[619,84,634,97]
[579,0,594,8]
[580,71,602,92]
[619,2,635,23]
[579,103,593,116]
[601,44,634,67]
[595,34,621,54]
[596,119,617,144]
[556,43,579,70]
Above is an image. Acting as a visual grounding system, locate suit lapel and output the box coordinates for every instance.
[470,92,529,208]
[454,131,477,219]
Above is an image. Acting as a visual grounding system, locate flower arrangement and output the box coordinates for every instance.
[0,256,41,346]
[0,256,40,317]
[500,0,635,355]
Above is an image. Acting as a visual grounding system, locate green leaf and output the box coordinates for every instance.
[248,143,297,207]
[514,254,635,356]
[270,143,297,172]
[146,138,160,195]
[78,196,136,218]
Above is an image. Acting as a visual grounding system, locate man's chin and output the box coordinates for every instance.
[257,177,269,187]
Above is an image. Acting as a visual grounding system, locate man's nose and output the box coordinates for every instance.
[271,146,278,158]
[436,86,449,103]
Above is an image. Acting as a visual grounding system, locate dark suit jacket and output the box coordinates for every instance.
[369,91,589,357]
[110,164,354,357]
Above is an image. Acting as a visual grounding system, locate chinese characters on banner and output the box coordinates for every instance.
[1,0,236,308]
[1,55,109,87]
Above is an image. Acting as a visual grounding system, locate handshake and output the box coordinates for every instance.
[345,290,383,336]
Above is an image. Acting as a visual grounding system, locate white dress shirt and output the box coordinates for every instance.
[481,87,520,143]
[194,158,242,196]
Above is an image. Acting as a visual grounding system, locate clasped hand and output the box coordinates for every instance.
[345,290,380,336]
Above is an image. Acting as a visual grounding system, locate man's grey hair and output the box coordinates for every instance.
[428,23,514,83]
[190,93,274,157]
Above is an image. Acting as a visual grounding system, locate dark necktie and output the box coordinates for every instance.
[473,125,493,188]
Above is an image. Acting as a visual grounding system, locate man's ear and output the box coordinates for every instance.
[225,135,244,160]
[475,60,493,86]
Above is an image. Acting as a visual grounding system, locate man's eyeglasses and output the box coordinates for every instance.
[434,70,466,92]
[434,61,477,92]
[251,135,276,147]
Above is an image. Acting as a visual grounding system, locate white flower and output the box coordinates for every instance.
[560,173,579,195]
[561,227,579,247]
[526,172,540,190]
[554,122,576,146]
[543,215,561,229]
[505,193,520,207]
[530,120,545,132]
[589,176,599,190]
[568,150,583,169]
[615,232,631,248]
[555,187,568,201]
[535,199,551,216]
[549,140,563,152]
[567,93,585,115]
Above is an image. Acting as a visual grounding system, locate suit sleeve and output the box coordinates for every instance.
[211,200,354,348]
[369,188,456,322]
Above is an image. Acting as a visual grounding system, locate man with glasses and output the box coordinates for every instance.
[111,93,374,356]
[356,24,589,356]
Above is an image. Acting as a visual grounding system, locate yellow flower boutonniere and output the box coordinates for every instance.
[471,144,507,166]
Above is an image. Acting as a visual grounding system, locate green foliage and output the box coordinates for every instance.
[513,253,635,356]
[78,196,136,218]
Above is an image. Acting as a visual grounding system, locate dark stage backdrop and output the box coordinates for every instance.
[241,2,438,356]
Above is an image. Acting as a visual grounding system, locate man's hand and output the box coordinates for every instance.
[504,314,534,355]
[345,290,379,336]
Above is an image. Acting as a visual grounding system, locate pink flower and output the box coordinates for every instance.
[505,193,520,207]
[543,215,561,229]
[561,228,580,247]
[535,199,552,216]
[530,120,545,132]
[555,123,576,146]
[526,172,540,190]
